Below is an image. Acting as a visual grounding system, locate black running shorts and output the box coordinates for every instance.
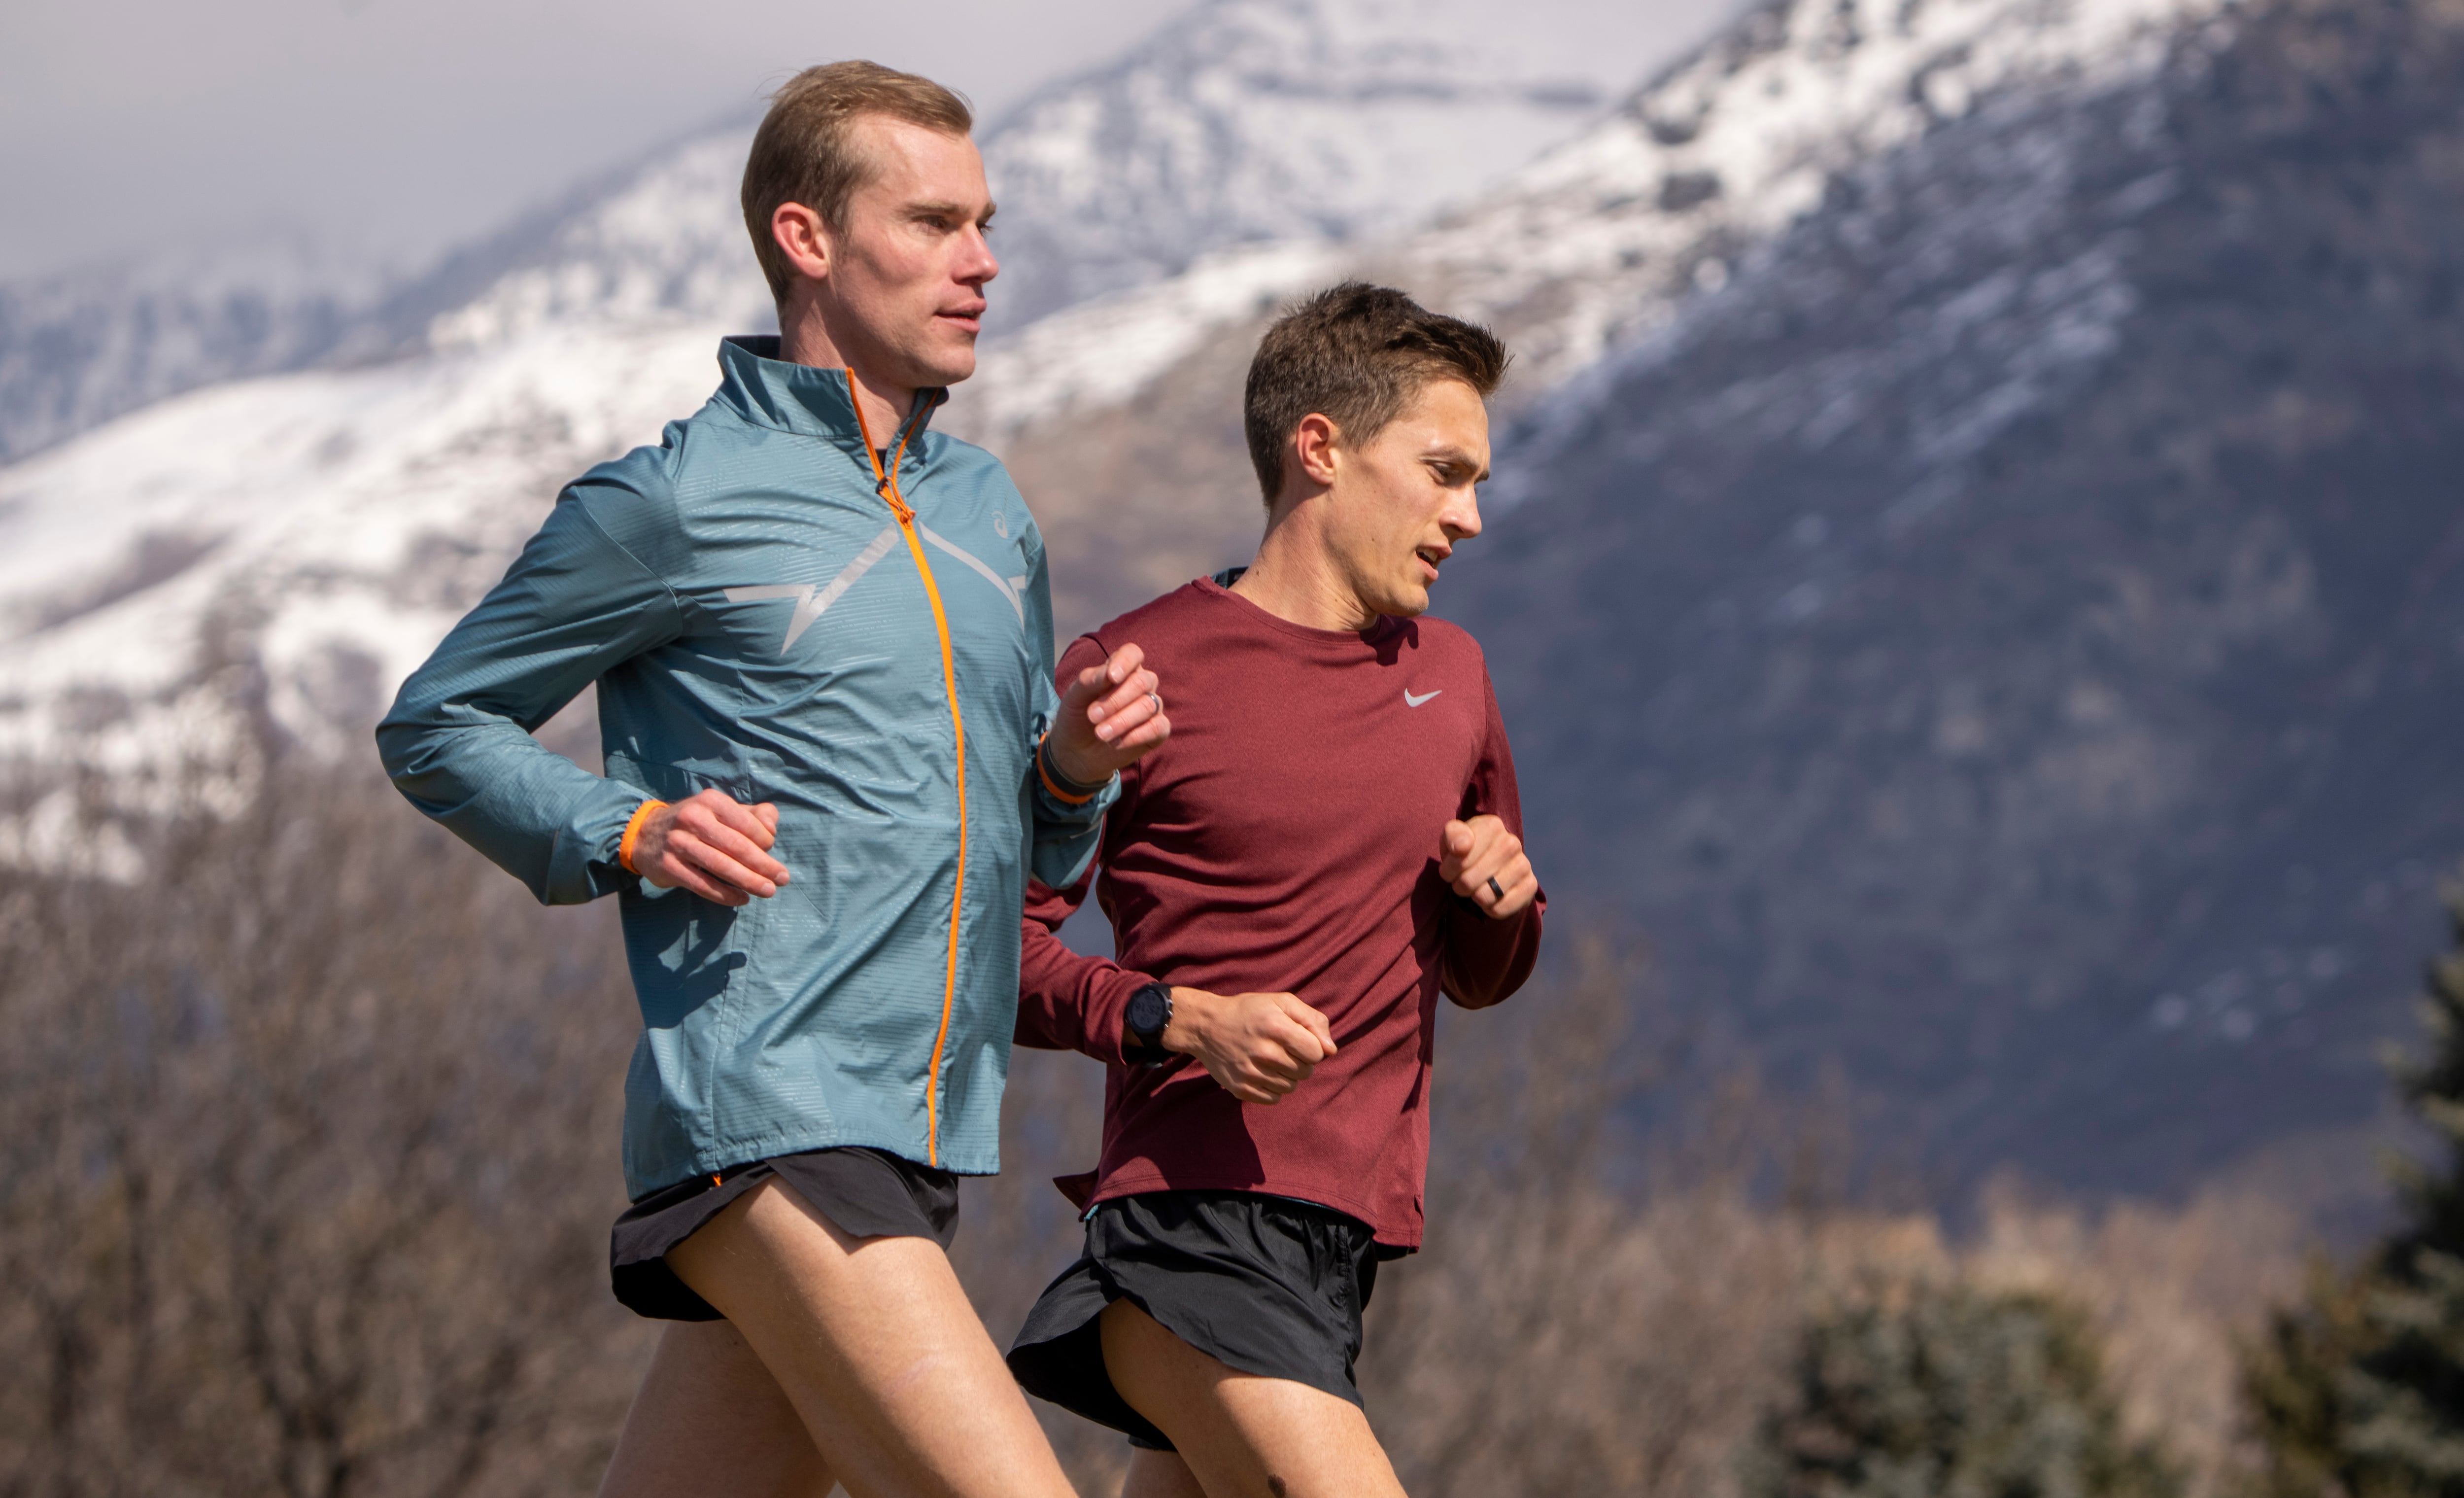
[609,1146,959,1321]
[1006,1191,1403,1450]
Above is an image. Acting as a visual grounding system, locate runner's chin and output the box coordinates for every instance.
[1378,577,1431,619]
[924,326,980,381]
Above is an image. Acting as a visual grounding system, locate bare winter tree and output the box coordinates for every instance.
[0,754,651,1498]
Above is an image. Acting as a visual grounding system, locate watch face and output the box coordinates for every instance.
[1127,984,1170,1040]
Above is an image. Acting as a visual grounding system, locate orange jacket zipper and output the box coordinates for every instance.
[848,380,966,1167]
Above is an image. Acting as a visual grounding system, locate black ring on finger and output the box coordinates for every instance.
[1487,875,1506,903]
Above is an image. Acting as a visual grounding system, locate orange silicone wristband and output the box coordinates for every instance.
[618,799,668,874]
[1037,737,1099,805]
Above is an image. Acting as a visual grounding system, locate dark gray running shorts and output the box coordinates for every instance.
[1006,1190,1404,1451]
[609,1146,959,1321]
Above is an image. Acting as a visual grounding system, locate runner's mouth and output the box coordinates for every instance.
[1414,546,1447,581]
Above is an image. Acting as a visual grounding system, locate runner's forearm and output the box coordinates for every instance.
[377,485,680,904]
[1015,881,1152,1063]
[1438,895,1545,1009]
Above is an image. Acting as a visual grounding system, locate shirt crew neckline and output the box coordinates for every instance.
[1192,573,1406,650]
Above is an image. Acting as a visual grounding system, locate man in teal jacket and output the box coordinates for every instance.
[376,62,1165,1498]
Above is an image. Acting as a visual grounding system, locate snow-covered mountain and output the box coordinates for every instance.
[405,0,1638,357]
[973,0,1609,327]
[1435,0,2464,1202]
[412,132,771,354]
[970,0,2464,1206]
[0,0,1634,468]
[958,0,2224,624]
[0,0,1654,816]
[0,0,2217,771]
[0,320,733,796]
[0,241,395,467]
[965,0,2217,445]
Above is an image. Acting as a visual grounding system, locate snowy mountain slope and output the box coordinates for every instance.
[964,0,2220,444]
[973,0,1609,327]
[957,0,2225,632]
[393,0,1633,348]
[0,131,760,472]
[416,131,771,353]
[0,0,1633,469]
[0,0,2247,783]
[0,0,1651,777]
[0,320,730,780]
[963,0,2464,1204]
[0,242,394,467]
[0,0,2227,779]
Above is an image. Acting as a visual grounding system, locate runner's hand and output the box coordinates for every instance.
[1047,642,1169,786]
[1162,988,1336,1105]
[1440,815,1538,920]
[632,790,788,906]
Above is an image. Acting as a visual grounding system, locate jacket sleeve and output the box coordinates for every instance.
[374,473,684,905]
[1440,668,1546,1009]
[1018,531,1116,889]
[1015,629,1153,1064]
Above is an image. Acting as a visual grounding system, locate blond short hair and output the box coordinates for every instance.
[740,61,974,303]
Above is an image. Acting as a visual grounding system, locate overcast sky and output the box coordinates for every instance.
[0,0,1736,283]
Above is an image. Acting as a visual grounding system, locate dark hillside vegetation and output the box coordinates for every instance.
[1447,0,2464,1198]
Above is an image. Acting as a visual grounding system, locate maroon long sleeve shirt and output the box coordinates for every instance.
[1015,575,1543,1248]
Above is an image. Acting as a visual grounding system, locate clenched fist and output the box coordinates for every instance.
[1439,814,1538,920]
[1160,987,1337,1104]
[628,789,789,906]
[1045,642,1170,788]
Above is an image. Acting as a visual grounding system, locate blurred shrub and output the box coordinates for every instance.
[2239,1258,2379,1498]
[1745,1278,2183,1498]
[2240,865,2464,1498]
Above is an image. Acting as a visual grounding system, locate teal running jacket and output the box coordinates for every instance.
[377,335,1115,1196]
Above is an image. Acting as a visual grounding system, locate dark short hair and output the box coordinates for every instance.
[742,62,975,303]
[1242,282,1509,503]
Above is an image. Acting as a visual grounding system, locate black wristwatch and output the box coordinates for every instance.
[1124,981,1175,1066]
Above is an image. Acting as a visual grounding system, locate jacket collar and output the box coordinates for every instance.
[715,335,944,472]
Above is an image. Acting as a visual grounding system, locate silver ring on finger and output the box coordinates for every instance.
[1146,691,1164,716]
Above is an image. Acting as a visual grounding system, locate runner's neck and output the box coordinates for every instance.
[776,312,918,449]
[1230,519,1383,634]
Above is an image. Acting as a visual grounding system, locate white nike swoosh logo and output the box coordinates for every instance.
[1403,688,1442,707]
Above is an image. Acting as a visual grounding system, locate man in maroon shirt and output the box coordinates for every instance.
[1007,283,1543,1498]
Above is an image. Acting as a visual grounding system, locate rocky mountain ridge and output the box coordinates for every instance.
[971,0,1611,325]
[960,0,2223,628]
[0,0,1627,468]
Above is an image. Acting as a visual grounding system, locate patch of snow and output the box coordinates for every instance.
[0,318,730,769]
[964,240,1344,436]
[426,133,772,352]
[976,0,1613,326]
[956,0,2221,442]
